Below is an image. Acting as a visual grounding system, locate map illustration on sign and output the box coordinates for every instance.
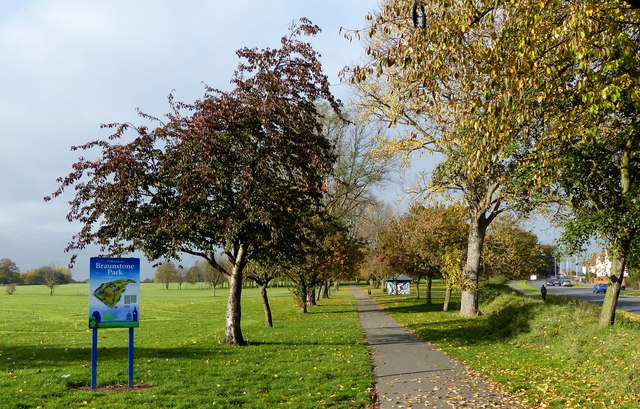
[89,257,140,329]
[93,279,136,308]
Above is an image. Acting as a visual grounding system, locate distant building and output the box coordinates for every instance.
[584,251,627,284]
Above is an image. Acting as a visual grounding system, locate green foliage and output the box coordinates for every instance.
[0,258,20,284]
[22,266,73,287]
[626,267,640,290]
[5,283,16,294]
[484,215,545,279]
[380,204,467,283]
[0,284,374,408]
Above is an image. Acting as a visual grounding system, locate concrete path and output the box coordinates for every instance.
[352,286,526,409]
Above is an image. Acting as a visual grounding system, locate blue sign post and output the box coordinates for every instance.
[89,257,140,389]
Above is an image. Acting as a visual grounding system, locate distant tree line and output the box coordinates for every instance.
[0,258,75,295]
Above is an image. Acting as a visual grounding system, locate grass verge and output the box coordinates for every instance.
[0,283,374,409]
[370,278,640,409]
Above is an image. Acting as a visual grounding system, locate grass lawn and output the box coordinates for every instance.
[369,279,640,409]
[0,283,374,409]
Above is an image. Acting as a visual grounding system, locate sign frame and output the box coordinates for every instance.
[89,257,140,329]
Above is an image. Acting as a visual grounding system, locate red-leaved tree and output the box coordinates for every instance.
[46,18,338,345]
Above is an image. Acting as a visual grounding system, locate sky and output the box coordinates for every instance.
[0,0,561,281]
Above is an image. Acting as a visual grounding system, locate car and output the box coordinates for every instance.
[593,283,608,293]
[560,279,573,287]
[546,277,560,286]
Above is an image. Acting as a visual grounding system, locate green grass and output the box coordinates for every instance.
[371,279,640,409]
[0,284,374,409]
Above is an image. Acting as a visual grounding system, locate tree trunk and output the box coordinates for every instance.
[599,247,628,327]
[599,142,633,327]
[307,287,317,306]
[224,244,248,345]
[258,284,273,328]
[212,284,216,297]
[460,215,489,317]
[443,282,452,312]
[320,281,330,299]
[334,281,339,291]
[415,279,420,299]
[299,281,308,314]
[426,275,432,304]
[49,285,54,296]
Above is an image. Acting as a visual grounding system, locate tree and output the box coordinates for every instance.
[186,264,204,289]
[350,0,639,321]
[175,266,189,290]
[285,216,348,313]
[317,107,396,295]
[557,132,640,326]
[537,245,558,278]
[47,19,338,345]
[188,259,226,295]
[22,266,71,295]
[0,258,20,285]
[245,262,282,327]
[316,224,366,298]
[483,215,544,279]
[321,105,397,229]
[505,2,640,326]
[380,204,467,302]
[41,266,61,296]
[356,201,396,287]
[348,0,546,315]
[380,212,431,299]
[154,261,178,290]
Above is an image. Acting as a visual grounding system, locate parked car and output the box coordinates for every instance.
[546,277,560,286]
[560,279,573,287]
[593,283,608,293]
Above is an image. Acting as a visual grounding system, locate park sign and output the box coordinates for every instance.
[89,257,140,329]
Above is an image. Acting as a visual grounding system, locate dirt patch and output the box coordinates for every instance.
[73,382,153,393]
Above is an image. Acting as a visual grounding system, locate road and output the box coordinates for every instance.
[529,280,640,315]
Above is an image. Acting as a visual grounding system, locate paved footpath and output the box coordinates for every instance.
[352,286,527,409]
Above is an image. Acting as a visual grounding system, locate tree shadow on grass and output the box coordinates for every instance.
[375,297,540,348]
[0,338,363,372]
[380,301,461,315]
[306,304,356,314]
[0,346,222,371]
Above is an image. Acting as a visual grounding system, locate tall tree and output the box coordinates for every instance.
[22,266,72,291]
[189,259,227,296]
[483,215,544,279]
[322,105,397,228]
[478,1,640,325]
[0,258,20,285]
[47,19,338,345]
[175,266,189,290]
[245,262,282,327]
[347,0,544,315]
[381,204,467,302]
[155,261,178,290]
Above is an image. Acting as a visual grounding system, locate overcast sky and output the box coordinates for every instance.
[0,1,560,280]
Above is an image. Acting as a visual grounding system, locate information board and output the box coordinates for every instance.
[89,257,140,329]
